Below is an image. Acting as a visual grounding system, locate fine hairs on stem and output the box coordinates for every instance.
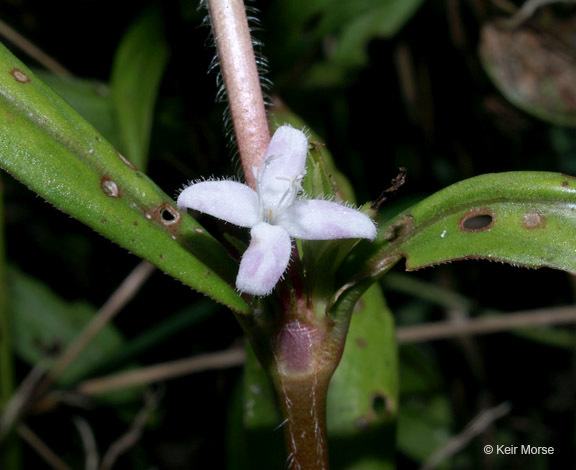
[203,0,271,189]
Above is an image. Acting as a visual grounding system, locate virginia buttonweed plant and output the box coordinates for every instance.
[1,0,576,469]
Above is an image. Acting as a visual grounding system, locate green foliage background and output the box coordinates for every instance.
[1,0,576,468]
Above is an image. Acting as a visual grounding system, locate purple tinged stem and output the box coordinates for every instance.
[206,0,270,189]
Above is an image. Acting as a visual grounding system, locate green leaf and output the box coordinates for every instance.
[302,142,337,199]
[9,269,123,385]
[227,343,285,470]
[397,346,452,466]
[269,0,424,86]
[226,379,251,470]
[110,7,169,170]
[397,395,452,465]
[0,43,249,314]
[327,283,398,470]
[33,71,120,149]
[399,345,444,396]
[352,172,576,281]
[331,0,425,65]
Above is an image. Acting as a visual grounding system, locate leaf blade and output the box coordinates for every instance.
[0,43,249,314]
[110,7,169,170]
[327,283,398,470]
[9,269,122,385]
[359,172,576,279]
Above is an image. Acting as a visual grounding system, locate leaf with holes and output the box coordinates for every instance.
[327,283,398,469]
[346,172,576,282]
[0,43,249,315]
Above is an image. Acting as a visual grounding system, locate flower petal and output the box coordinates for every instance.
[236,222,292,296]
[278,200,377,240]
[259,125,308,209]
[177,180,259,227]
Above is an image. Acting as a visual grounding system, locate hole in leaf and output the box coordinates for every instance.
[161,208,175,222]
[459,210,495,232]
[157,203,181,226]
[371,393,389,418]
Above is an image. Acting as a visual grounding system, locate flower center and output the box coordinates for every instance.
[253,156,304,225]
[262,177,301,223]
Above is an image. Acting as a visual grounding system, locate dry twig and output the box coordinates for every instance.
[398,305,576,343]
[0,19,72,77]
[49,261,155,384]
[0,363,46,440]
[508,0,576,28]
[77,347,245,396]
[73,304,576,396]
[99,391,159,470]
[74,417,99,470]
[17,424,72,470]
[421,402,511,470]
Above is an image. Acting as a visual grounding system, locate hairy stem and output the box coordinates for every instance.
[262,305,346,470]
[206,0,270,189]
[275,373,330,470]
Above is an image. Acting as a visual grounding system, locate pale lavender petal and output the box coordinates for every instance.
[259,125,308,209]
[236,222,292,296]
[278,200,377,240]
[177,180,259,227]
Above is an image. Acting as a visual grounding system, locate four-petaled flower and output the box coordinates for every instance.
[177,125,377,296]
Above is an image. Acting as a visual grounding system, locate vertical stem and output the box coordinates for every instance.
[275,373,330,470]
[263,308,343,470]
[206,0,270,189]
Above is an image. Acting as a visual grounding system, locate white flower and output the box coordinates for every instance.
[177,125,377,296]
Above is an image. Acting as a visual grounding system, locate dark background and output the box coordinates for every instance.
[1,0,576,468]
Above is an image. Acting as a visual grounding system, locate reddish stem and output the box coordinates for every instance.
[206,0,270,189]
[266,306,346,470]
[205,3,339,468]
[275,373,330,470]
